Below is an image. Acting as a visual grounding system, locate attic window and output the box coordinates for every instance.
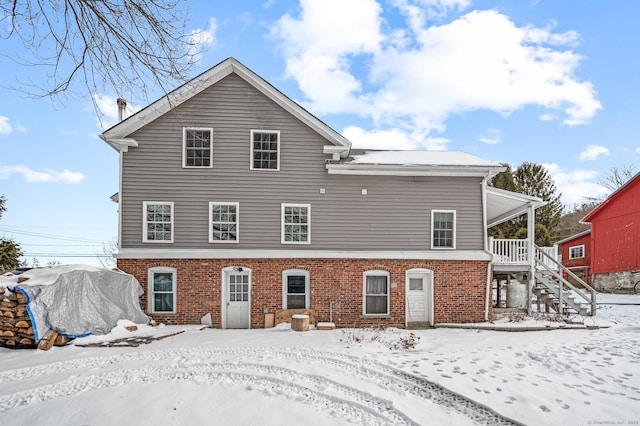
[250,130,280,171]
[183,127,212,168]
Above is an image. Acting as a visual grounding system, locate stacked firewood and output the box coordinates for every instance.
[1,282,71,350]
[0,288,36,348]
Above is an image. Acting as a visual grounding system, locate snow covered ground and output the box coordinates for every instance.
[1,294,639,426]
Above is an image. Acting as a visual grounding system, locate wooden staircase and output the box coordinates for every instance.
[532,246,597,317]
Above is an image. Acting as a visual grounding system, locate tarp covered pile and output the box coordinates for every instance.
[1,264,149,342]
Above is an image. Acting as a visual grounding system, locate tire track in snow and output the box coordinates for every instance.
[0,347,520,425]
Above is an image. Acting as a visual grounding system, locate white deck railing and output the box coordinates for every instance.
[490,238,558,269]
[490,238,529,265]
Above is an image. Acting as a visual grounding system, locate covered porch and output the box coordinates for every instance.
[485,187,596,317]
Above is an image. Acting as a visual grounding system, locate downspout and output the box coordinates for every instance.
[481,177,491,321]
[527,203,535,316]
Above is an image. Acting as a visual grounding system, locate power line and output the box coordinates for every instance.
[0,227,106,244]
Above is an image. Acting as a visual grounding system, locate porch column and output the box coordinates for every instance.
[527,204,535,315]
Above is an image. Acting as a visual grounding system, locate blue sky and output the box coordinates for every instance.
[1,0,639,266]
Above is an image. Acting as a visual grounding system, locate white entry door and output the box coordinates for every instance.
[406,269,433,326]
[225,269,251,329]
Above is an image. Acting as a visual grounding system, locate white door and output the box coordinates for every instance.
[406,270,433,326]
[225,270,251,329]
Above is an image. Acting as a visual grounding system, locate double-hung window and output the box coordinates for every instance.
[431,210,456,249]
[569,245,585,259]
[209,202,239,243]
[363,270,390,316]
[183,127,213,168]
[143,202,173,243]
[250,130,280,171]
[282,269,310,309]
[281,203,310,244]
[148,267,177,313]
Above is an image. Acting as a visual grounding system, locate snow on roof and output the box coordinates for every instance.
[348,150,500,167]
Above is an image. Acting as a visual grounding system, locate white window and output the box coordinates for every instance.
[148,267,177,313]
[281,203,310,244]
[143,202,174,243]
[250,130,280,171]
[183,127,213,168]
[209,202,239,243]
[363,270,390,316]
[569,245,585,259]
[282,269,310,309]
[431,210,456,249]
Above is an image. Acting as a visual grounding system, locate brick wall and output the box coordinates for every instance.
[118,258,490,327]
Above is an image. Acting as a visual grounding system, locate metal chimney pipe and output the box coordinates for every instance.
[117,98,127,121]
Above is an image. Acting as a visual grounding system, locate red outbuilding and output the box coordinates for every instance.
[581,172,640,293]
[556,229,592,285]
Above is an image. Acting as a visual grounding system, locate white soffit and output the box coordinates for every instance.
[486,187,546,227]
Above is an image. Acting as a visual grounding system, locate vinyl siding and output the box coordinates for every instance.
[121,74,485,251]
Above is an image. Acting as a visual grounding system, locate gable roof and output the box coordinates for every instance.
[555,229,591,245]
[100,57,352,152]
[581,171,640,223]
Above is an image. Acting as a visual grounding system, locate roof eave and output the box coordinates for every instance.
[326,163,504,177]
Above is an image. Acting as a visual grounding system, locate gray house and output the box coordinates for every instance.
[101,57,548,328]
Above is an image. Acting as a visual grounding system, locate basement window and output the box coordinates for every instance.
[148,267,176,314]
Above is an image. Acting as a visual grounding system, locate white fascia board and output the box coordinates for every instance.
[101,58,351,150]
[115,248,493,262]
[326,164,498,177]
[99,135,138,152]
[323,145,351,159]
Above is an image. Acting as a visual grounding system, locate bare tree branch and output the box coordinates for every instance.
[598,164,637,193]
[1,0,204,110]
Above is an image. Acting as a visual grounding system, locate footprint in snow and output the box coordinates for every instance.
[539,405,551,413]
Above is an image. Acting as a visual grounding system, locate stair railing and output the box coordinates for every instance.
[535,245,597,316]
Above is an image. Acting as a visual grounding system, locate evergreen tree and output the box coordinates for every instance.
[489,162,563,246]
[0,196,24,273]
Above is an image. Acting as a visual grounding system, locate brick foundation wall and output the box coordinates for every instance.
[118,258,490,328]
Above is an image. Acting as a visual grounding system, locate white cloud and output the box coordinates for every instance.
[635,147,640,154]
[0,116,26,135]
[188,17,217,64]
[93,93,142,130]
[343,125,449,150]
[477,127,501,145]
[273,2,601,149]
[0,165,85,183]
[578,144,609,162]
[273,0,383,114]
[543,163,608,205]
[0,116,12,134]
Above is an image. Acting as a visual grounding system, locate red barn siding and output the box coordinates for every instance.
[560,232,591,284]
[584,174,640,275]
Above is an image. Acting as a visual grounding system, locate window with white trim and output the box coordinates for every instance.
[148,267,176,313]
[281,203,310,244]
[431,210,456,249]
[282,269,310,309]
[209,202,239,243]
[250,130,280,171]
[183,127,213,168]
[569,245,585,259]
[143,202,174,243]
[363,270,390,316]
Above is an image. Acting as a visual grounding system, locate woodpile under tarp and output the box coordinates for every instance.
[1,284,71,349]
[0,264,149,350]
